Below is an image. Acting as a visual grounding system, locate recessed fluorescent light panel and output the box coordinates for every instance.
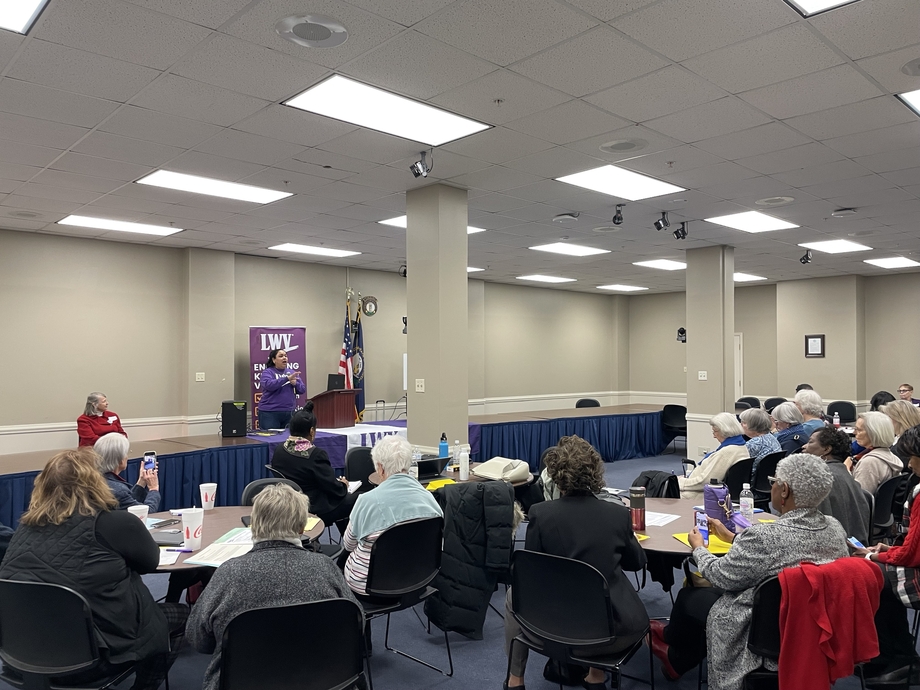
[597,284,648,292]
[864,257,920,269]
[529,242,610,257]
[378,215,486,234]
[798,239,871,254]
[285,75,490,146]
[734,273,767,282]
[0,0,50,34]
[782,0,860,17]
[897,89,920,117]
[516,275,576,283]
[705,211,798,233]
[633,259,687,271]
[270,243,360,258]
[555,165,685,201]
[467,267,484,273]
[58,215,182,236]
[136,171,292,204]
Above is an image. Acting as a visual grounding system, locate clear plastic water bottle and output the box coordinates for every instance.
[739,483,755,524]
[833,411,841,428]
[452,440,461,468]
[410,446,420,480]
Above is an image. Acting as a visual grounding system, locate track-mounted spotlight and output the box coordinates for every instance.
[612,204,624,225]
[673,222,688,240]
[409,151,430,178]
[653,212,670,231]
[800,250,813,264]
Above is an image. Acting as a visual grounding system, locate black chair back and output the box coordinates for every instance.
[661,405,687,431]
[862,489,875,545]
[220,599,365,690]
[575,398,600,408]
[747,576,782,659]
[724,457,754,500]
[266,464,288,480]
[734,402,751,412]
[538,447,552,474]
[511,550,613,645]
[763,397,786,414]
[366,517,443,597]
[873,473,908,534]
[738,397,761,409]
[752,452,784,495]
[0,579,100,676]
[344,446,375,492]
[240,478,302,506]
[827,401,857,424]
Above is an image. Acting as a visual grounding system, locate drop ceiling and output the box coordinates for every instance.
[1,0,919,294]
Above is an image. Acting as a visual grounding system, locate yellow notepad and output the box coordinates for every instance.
[426,479,456,491]
[303,517,320,532]
[672,532,733,555]
[634,533,650,542]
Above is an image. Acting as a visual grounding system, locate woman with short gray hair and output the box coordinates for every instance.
[77,392,127,447]
[678,412,749,499]
[794,389,827,436]
[771,402,809,454]
[187,483,360,690]
[850,411,902,494]
[94,434,160,513]
[740,408,781,489]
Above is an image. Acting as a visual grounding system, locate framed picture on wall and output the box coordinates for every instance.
[805,334,825,358]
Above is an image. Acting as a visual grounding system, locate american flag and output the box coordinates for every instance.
[338,301,354,389]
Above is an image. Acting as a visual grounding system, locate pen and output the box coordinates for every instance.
[164,548,193,553]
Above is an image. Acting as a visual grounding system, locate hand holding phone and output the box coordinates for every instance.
[143,451,157,471]
[694,510,709,547]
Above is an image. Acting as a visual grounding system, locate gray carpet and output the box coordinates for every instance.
[0,447,875,689]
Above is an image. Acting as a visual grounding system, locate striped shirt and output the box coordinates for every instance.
[342,526,382,594]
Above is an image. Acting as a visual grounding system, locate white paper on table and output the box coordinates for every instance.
[347,481,362,494]
[158,550,180,566]
[644,511,681,527]
[221,529,254,545]
[184,543,253,568]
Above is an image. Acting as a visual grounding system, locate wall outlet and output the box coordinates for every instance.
[195,372,205,382]
[697,370,708,381]
[415,378,425,393]
[698,446,710,457]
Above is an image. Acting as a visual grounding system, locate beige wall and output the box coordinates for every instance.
[735,284,778,397]
[628,292,687,393]
[865,272,920,396]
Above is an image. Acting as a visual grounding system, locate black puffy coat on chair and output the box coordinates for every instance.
[424,481,514,640]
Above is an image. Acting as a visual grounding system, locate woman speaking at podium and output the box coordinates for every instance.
[258,349,305,430]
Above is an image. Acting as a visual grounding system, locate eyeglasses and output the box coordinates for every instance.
[767,476,783,486]
[899,389,912,393]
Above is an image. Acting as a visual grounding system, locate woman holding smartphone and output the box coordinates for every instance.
[94,433,160,512]
[258,349,306,430]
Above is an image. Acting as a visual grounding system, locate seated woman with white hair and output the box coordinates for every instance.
[187,483,360,690]
[880,400,920,468]
[678,412,749,499]
[848,411,902,495]
[341,435,443,595]
[94,433,160,512]
[771,402,810,455]
[794,389,827,437]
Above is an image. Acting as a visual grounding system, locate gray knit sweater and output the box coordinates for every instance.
[186,540,361,690]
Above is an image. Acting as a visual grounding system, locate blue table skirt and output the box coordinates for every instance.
[475,411,666,469]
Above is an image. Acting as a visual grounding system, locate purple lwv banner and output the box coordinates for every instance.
[249,327,307,428]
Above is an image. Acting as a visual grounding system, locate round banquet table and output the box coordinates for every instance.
[368,463,535,488]
[635,497,700,555]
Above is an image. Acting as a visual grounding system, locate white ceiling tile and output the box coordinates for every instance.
[30,170,126,194]
[341,0,455,27]
[385,149,491,179]
[429,69,570,126]
[0,180,21,194]
[564,0,660,21]
[49,153,153,181]
[224,0,404,69]
[697,175,792,200]
[81,195,172,215]
[342,31,495,100]
[824,187,913,209]
[586,66,727,123]
[13,182,104,205]
[174,34,329,102]
[232,106,357,147]
[618,145,725,177]
[0,163,41,182]
[341,164,429,193]
[0,111,89,150]
[566,125,683,162]
[35,0,212,70]
[782,97,916,141]
[811,0,920,60]
[857,44,920,94]
[644,97,772,143]
[0,79,119,128]
[799,174,895,201]
[476,188,548,210]
[442,127,554,164]
[0,217,47,230]
[735,143,844,176]
[0,194,81,214]
[612,0,794,62]
[193,130,305,166]
[120,0,253,29]
[663,162,761,189]
[681,23,842,93]
[278,149,378,178]
[695,122,812,161]
[881,168,920,187]
[510,26,667,98]
[130,75,270,127]
[235,168,330,195]
[298,181,388,203]
[71,132,184,167]
[740,65,884,120]
[823,122,920,159]
[0,29,23,72]
[244,194,352,219]
[165,151,266,181]
[772,159,871,188]
[317,129,423,165]
[504,100,629,145]
[99,105,223,148]
[502,146,607,178]
[7,40,159,102]
[415,0,596,66]
[854,146,920,174]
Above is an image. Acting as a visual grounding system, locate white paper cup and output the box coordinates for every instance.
[182,508,204,550]
[127,505,148,522]
[199,483,217,510]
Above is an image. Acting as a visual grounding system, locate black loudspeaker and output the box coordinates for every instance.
[222,400,247,437]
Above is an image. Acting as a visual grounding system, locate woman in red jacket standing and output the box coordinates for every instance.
[77,392,127,447]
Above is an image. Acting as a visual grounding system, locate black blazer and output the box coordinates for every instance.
[525,494,649,638]
[270,445,346,517]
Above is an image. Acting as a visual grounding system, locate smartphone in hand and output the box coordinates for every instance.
[694,510,709,546]
[847,536,865,549]
[143,451,156,471]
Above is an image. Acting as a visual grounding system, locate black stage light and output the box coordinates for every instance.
[653,212,670,231]
[612,204,624,225]
[800,250,813,264]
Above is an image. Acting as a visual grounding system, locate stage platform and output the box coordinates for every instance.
[0,405,666,527]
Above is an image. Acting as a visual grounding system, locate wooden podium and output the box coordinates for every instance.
[310,390,357,429]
